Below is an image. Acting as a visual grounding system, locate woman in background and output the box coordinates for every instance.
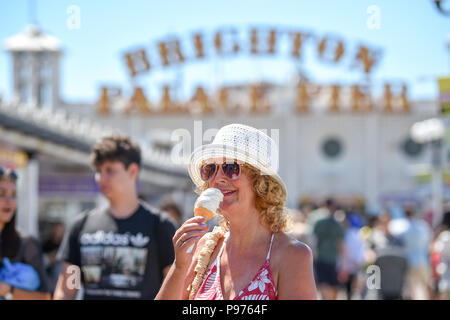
[0,167,51,300]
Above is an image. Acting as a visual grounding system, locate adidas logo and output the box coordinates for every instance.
[80,231,150,247]
[130,233,150,247]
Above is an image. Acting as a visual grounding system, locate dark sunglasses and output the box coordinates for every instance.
[200,161,243,182]
[0,167,18,181]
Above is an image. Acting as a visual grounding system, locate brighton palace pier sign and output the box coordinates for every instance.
[97,26,409,115]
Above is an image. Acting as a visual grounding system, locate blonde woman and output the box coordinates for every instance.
[156,124,317,300]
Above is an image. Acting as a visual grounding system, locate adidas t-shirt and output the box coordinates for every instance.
[58,202,176,300]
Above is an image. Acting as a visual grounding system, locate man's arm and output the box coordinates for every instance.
[53,262,80,300]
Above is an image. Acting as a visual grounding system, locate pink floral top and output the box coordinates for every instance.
[194,233,278,300]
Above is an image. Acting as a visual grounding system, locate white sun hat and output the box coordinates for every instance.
[188,123,287,195]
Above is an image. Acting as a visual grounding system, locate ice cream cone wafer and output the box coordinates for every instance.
[194,206,215,222]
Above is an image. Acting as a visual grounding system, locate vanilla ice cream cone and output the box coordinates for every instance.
[194,188,224,222]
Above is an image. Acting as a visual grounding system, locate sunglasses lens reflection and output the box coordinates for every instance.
[222,163,240,180]
[200,163,217,181]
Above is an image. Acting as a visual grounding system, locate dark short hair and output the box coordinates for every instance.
[325,198,334,208]
[91,135,141,169]
[404,206,415,218]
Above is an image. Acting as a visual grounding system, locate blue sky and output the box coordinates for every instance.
[0,0,449,103]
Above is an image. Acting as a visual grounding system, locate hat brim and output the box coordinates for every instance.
[188,143,287,196]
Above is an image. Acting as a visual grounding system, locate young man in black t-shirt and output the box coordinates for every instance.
[54,136,176,300]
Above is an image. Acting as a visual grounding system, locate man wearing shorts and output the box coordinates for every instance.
[313,199,345,300]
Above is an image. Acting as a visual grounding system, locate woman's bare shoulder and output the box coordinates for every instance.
[275,232,313,264]
[273,233,317,299]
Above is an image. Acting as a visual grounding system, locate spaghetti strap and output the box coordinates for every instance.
[266,233,275,260]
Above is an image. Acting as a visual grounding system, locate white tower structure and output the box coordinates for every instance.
[4,24,61,109]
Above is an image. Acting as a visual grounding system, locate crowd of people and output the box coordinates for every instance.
[1,124,450,300]
[290,198,450,300]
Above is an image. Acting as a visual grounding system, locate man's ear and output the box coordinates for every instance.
[128,163,140,179]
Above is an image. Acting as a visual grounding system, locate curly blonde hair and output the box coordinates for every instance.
[188,163,290,299]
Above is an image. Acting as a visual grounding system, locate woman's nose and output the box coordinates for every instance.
[211,165,227,187]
